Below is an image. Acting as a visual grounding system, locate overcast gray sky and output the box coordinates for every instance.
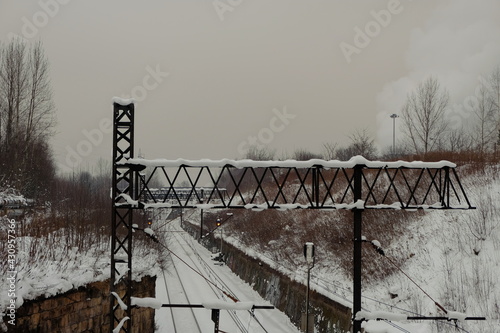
[1,0,500,173]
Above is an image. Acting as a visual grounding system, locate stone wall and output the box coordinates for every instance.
[183,221,352,333]
[3,276,156,333]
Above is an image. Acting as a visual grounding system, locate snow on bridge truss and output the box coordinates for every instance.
[118,156,473,211]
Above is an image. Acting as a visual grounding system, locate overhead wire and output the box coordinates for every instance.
[143,214,277,333]
[218,235,472,333]
[383,254,447,314]
[180,231,271,333]
[365,240,473,333]
[139,224,239,303]
[213,231,418,333]
[203,225,426,333]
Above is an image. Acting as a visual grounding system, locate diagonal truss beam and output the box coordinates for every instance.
[118,158,474,211]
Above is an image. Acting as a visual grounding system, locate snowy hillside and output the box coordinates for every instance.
[362,166,500,333]
[213,164,500,333]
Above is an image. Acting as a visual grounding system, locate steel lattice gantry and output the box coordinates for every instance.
[110,101,135,332]
[109,100,474,333]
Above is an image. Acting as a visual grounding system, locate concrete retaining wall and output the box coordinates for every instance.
[3,276,156,333]
[183,220,352,333]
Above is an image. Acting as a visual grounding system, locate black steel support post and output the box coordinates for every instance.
[312,167,319,208]
[211,309,220,333]
[200,189,204,241]
[352,164,363,333]
[200,207,204,241]
[110,102,135,333]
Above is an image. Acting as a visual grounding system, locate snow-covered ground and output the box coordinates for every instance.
[0,226,159,311]
[359,168,500,333]
[1,163,499,333]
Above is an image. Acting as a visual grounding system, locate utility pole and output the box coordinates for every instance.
[200,188,204,241]
[303,242,315,333]
[352,164,363,333]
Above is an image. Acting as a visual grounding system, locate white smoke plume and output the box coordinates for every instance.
[376,0,500,152]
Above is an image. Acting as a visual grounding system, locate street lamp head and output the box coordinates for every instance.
[390,113,399,119]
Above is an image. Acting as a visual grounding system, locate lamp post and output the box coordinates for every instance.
[216,218,222,254]
[390,113,398,156]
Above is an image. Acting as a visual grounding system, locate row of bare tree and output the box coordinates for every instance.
[243,128,378,162]
[401,71,500,155]
[0,38,56,197]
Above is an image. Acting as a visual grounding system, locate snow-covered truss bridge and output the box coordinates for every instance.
[109,99,475,333]
[121,157,472,211]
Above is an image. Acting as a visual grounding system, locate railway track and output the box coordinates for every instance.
[155,217,301,333]
[160,225,254,332]
[171,230,265,333]
[160,248,204,333]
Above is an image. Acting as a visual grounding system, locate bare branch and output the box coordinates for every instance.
[401,77,449,155]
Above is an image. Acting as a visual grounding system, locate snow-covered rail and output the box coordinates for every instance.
[160,242,204,333]
[170,230,251,332]
[154,218,299,333]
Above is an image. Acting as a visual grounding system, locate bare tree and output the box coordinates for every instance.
[0,39,27,157]
[336,129,377,160]
[292,148,321,161]
[488,66,500,146]
[401,77,449,155]
[322,141,338,160]
[244,145,275,161]
[490,66,500,115]
[24,40,55,147]
[471,83,496,153]
[349,128,377,159]
[0,38,56,195]
[445,128,473,152]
